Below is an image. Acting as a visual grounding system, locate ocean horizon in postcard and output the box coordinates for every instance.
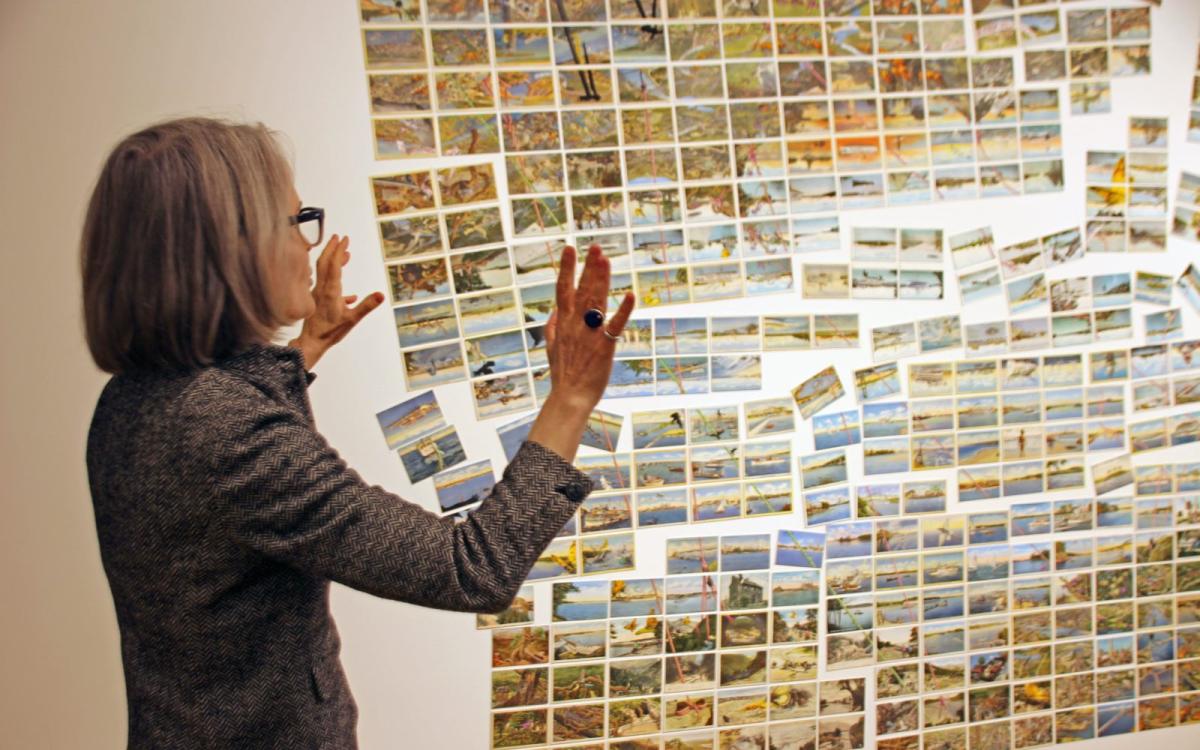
[434,459,494,513]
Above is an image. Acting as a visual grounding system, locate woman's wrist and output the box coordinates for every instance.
[526,388,596,464]
[288,333,327,371]
[542,388,596,419]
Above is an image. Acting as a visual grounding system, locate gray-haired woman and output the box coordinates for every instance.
[82,116,634,748]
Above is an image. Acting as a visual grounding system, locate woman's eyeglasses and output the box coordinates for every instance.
[288,206,325,247]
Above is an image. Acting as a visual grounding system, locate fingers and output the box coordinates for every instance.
[344,295,358,305]
[555,246,577,317]
[575,244,610,315]
[350,291,385,325]
[544,310,558,356]
[328,236,349,286]
[315,235,349,297]
[604,292,636,340]
[314,235,339,281]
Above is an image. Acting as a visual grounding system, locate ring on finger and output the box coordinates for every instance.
[602,328,620,342]
[583,308,605,329]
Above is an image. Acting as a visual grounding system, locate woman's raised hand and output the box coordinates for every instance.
[544,245,636,410]
[527,245,635,463]
[291,235,384,369]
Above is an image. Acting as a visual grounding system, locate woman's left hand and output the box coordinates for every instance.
[290,234,384,369]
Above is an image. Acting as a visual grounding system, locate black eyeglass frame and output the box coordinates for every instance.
[288,206,325,247]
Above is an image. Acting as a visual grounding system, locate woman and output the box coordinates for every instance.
[82,117,634,748]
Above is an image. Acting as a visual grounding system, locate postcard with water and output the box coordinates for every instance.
[792,366,845,419]
[666,537,720,575]
[635,489,688,528]
[872,322,919,362]
[403,342,466,390]
[472,372,535,421]
[688,405,740,445]
[740,441,792,480]
[375,390,446,451]
[799,449,848,491]
[476,584,534,629]
[550,580,609,623]
[861,403,908,441]
[398,424,467,484]
[743,397,796,438]
[579,409,623,452]
[434,458,495,513]
[955,265,1003,302]
[631,409,687,450]
[812,314,860,350]
[775,529,825,568]
[720,533,771,572]
[691,482,743,522]
[578,532,635,575]
[948,226,996,270]
[813,410,862,450]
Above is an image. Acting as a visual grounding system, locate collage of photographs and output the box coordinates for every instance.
[479,333,1199,575]
[358,0,1077,293]
[379,162,820,400]
[797,226,947,300]
[1015,4,1153,115]
[822,209,1199,373]
[374,389,470,483]
[375,159,836,395]
[842,344,1200,499]
[835,483,1200,746]
[488,480,1200,748]
[489,531,853,749]
[534,403,802,580]
[376,390,626,511]
[1085,117,1171,253]
[350,2,1200,748]
[949,223,1086,309]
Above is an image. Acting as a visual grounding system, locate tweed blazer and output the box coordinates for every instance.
[86,344,592,749]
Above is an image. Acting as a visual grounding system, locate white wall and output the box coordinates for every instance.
[2,1,1200,747]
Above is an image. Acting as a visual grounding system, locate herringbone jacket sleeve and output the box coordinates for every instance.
[183,374,591,613]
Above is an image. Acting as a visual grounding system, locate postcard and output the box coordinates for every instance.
[434,459,495,513]
[854,362,901,404]
[398,424,467,484]
[476,584,534,629]
[813,411,862,451]
[792,366,845,418]
[776,529,825,568]
[743,397,796,438]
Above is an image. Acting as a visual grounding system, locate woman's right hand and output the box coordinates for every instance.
[544,244,635,410]
[526,245,635,463]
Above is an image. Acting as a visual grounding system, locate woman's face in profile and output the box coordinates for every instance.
[279,187,317,324]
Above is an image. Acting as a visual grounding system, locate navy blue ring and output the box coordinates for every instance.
[583,308,605,329]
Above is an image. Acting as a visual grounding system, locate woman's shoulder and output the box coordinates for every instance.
[183,346,309,421]
[94,345,301,431]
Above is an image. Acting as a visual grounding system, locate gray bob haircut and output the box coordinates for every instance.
[81,116,295,374]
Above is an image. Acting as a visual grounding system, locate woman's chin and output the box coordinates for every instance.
[282,302,315,326]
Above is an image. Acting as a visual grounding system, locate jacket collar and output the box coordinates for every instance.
[219,343,305,379]
[217,343,314,419]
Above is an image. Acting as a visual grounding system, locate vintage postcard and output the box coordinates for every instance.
[792,366,845,418]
